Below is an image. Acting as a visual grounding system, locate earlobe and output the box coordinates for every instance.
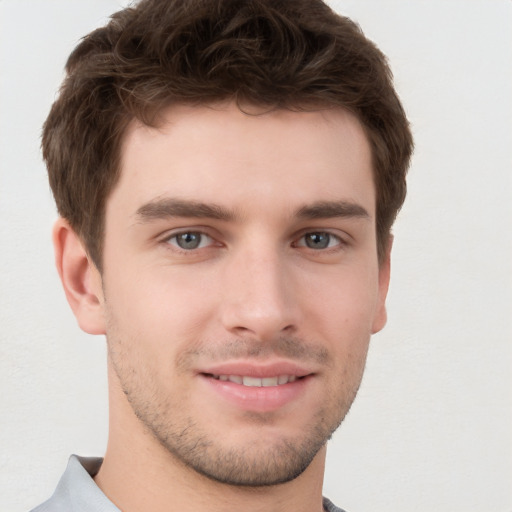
[53,218,106,335]
[371,236,393,334]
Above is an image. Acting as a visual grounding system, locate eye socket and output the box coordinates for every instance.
[296,232,342,250]
[166,231,214,250]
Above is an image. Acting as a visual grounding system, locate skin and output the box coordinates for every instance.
[54,102,391,512]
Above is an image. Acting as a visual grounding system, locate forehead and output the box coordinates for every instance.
[110,102,375,218]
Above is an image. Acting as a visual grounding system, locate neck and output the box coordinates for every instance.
[94,367,326,512]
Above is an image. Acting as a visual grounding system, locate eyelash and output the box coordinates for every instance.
[294,231,347,251]
[162,230,217,252]
[161,229,348,254]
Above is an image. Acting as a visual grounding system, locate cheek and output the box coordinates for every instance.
[103,262,219,352]
[304,264,380,341]
[300,266,378,387]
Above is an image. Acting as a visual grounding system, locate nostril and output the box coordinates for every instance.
[219,291,299,340]
[233,325,251,333]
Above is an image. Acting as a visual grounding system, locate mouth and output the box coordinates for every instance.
[204,374,301,387]
[198,364,314,412]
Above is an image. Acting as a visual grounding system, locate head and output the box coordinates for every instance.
[43,0,412,272]
[44,0,413,490]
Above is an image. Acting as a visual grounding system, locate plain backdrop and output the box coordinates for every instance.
[1,1,511,511]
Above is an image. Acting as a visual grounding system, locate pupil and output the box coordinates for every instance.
[177,232,200,249]
[306,233,329,249]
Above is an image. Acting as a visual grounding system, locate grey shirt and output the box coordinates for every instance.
[31,455,346,512]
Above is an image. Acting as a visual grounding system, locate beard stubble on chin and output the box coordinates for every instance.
[107,333,366,487]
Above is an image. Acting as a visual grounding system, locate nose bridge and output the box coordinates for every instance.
[220,237,297,339]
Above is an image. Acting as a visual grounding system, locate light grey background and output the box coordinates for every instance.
[1,1,511,511]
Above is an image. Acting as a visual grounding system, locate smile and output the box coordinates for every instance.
[209,374,298,387]
[201,371,310,412]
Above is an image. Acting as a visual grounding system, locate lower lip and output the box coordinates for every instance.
[200,375,311,412]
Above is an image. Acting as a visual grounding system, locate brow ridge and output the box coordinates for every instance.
[135,197,369,223]
[295,200,369,220]
[135,198,237,222]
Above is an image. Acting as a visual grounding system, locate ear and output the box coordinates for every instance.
[371,236,393,334]
[53,218,106,335]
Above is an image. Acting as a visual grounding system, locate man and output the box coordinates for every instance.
[32,0,412,510]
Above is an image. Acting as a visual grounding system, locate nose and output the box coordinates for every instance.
[219,244,299,341]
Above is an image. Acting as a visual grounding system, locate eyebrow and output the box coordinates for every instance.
[135,198,237,222]
[295,200,370,220]
[134,197,369,223]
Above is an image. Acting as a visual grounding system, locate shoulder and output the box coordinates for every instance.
[30,502,60,512]
[323,496,349,512]
[28,455,118,512]
[29,496,69,512]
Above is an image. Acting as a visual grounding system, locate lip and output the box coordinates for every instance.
[198,360,313,379]
[197,360,315,412]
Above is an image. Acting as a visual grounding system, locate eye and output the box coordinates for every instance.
[166,231,214,250]
[296,232,342,250]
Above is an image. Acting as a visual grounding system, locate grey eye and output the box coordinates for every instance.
[298,232,341,250]
[170,232,211,250]
[304,232,331,249]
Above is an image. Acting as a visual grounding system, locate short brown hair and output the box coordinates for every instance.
[42,0,413,270]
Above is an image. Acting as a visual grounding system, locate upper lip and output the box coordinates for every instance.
[197,360,314,378]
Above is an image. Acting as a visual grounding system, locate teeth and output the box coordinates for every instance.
[241,376,259,387]
[213,374,298,387]
[262,377,278,387]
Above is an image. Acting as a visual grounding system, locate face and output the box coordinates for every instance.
[96,102,389,486]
